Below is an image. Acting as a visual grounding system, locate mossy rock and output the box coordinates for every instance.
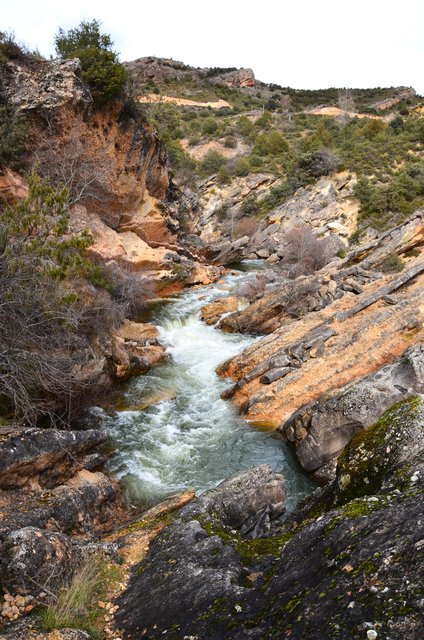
[334,397,423,504]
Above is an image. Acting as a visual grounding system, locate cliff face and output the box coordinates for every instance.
[2,56,217,289]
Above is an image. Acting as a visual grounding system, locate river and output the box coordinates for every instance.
[90,264,313,511]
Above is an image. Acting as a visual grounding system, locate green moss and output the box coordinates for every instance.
[335,397,423,504]
[196,515,296,566]
[351,557,377,577]
[284,597,301,613]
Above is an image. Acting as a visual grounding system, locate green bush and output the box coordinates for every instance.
[0,31,28,61]
[381,254,404,273]
[236,115,254,140]
[199,150,226,176]
[299,148,340,177]
[241,195,259,215]
[0,105,27,170]
[217,165,231,184]
[253,130,289,156]
[54,20,127,106]
[234,157,251,177]
[201,117,219,135]
[224,135,237,148]
[249,154,263,168]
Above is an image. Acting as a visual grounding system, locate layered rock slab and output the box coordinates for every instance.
[218,260,424,472]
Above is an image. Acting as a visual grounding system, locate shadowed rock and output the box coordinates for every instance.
[0,428,108,489]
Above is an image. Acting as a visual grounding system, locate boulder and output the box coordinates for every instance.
[111,321,165,379]
[204,236,250,265]
[200,296,240,325]
[115,465,286,637]
[0,527,76,596]
[0,470,118,538]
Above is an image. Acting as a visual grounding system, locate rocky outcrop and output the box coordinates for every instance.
[282,344,424,471]
[0,426,119,607]
[125,57,200,85]
[0,527,76,596]
[218,256,424,468]
[198,173,279,244]
[204,236,250,265]
[115,466,286,637]
[219,272,344,334]
[110,321,166,379]
[1,59,92,112]
[248,172,359,260]
[125,57,255,91]
[209,68,255,88]
[0,427,107,489]
[114,401,424,639]
[2,55,215,290]
[371,86,416,111]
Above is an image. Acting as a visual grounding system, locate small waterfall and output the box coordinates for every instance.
[91,266,313,509]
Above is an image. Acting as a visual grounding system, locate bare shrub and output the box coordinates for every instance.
[104,263,156,319]
[234,273,271,302]
[35,127,111,206]
[0,256,87,423]
[233,216,259,239]
[285,277,321,317]
[338,89,356,125]
[280,224,331,279]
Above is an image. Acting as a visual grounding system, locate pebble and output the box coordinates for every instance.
[367,631,378,640]
[0,593,34,620]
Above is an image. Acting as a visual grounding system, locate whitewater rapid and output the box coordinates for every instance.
[91,266,313,509]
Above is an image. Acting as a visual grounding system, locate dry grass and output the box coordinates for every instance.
[39,557,119,638]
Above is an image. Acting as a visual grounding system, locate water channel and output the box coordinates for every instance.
[90,263,313,511]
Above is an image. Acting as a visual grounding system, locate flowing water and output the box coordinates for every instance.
[90,263,313,510]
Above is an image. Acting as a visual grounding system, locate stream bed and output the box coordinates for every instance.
[90,264,313,510]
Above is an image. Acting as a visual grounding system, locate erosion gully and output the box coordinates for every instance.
[89,261,313,511]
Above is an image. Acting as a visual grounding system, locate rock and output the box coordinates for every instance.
[247,171,359,257]
[125,56,255,90]
[0,428,108,489]
[3,59,92,112]
[115,466,285,637]
[218,254,424,440]
[219,273,337,334]
[111,321,165,379]
[281,344,424,471]
[204,236,250,265]
[209,68,255,88]
[0,470,118,538]
[185,465,286,531]
[200,296,240,325]
[0,527,76,596]
[0,625,91,640]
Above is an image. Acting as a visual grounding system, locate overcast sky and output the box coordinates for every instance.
[3,0,424,95]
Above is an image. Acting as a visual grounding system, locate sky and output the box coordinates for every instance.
[2,0,424,95]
